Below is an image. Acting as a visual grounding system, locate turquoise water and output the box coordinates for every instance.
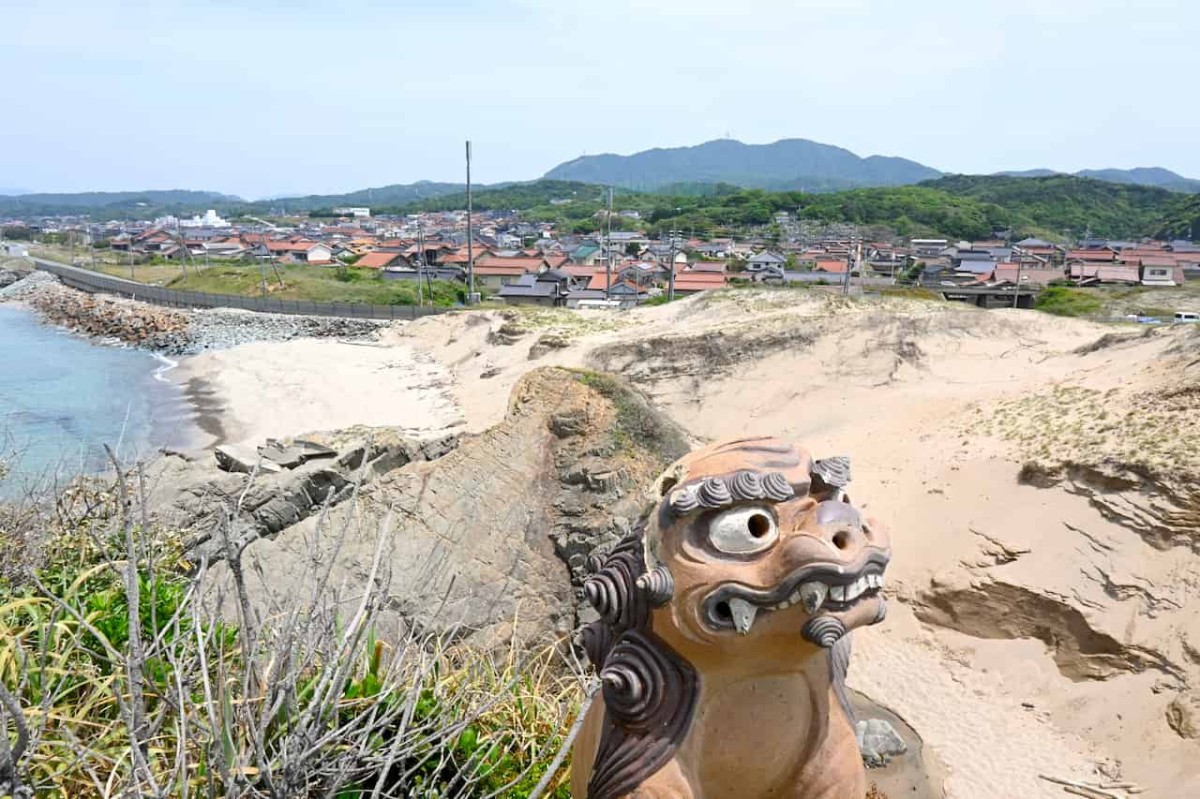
[0,304,191,496]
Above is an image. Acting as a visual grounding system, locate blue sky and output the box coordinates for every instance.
[2,0,1196,198]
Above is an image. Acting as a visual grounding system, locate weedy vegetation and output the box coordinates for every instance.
[0,454,589,798]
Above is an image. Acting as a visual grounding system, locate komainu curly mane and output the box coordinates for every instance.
[580,531,698,799]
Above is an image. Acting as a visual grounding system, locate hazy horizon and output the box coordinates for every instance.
[3,0,1197,199]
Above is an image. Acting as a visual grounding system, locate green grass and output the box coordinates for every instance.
[1033,285,1104,317]
[571,369,689,461]
[161,264,466,307]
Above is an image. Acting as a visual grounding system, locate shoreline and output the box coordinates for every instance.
[180,373,227,450]
[0,303,201,496]
[169,335,466,451]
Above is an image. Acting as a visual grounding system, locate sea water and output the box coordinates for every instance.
[0,304,192,497]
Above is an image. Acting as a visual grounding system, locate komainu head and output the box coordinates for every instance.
[639,436,891,664]
[577,436,893,799]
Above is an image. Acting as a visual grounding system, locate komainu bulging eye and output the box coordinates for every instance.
[708,506,778,555]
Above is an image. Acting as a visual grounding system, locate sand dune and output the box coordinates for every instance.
[184,290,1200,797]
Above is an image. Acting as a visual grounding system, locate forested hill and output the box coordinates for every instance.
[374,175,1196,242]
[543,138,942,191]
[266,181,468,212]
[997,167,1200,193]
[921,174,1185,238]
[0,190,239,217]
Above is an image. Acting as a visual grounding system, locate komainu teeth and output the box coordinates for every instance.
[868,574,882,589]
[799,582,828,614]
[830,585,846,602]
[728,598,758,635]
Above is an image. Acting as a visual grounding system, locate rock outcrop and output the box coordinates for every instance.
[146,429,461,562]
[0,268,26,289]
[186,368,689,646]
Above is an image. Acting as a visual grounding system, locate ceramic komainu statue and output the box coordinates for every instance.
[572,437,892,799]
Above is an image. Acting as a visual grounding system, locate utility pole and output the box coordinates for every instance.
[466,140,475,303]
[605,187,613,302]
[1012,258,1025,309]
[842,231,856,296]
[416,216,425,307]
[667,228,679,302]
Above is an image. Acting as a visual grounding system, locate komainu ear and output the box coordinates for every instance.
[635,564,674,607]
[811,456,851,499]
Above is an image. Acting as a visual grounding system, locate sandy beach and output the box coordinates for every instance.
[174,335,464,449]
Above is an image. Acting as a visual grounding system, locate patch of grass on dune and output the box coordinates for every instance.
[163,264,465,306]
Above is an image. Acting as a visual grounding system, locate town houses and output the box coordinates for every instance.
[6,204,1200,311]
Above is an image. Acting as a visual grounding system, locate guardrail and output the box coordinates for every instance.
[30,258,450,321]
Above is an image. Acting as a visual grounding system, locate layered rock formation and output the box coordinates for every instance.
[149,368,689,646]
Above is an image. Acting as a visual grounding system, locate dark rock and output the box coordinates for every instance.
[215,444,261,474]
[856,718,908,768]
[259,445,307,469]
[294,439,338,460]
[549,409,589,438]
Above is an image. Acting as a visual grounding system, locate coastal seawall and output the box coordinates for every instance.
[31,258,449,321]
[3,268,390,354]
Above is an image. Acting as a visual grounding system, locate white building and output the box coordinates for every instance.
[178,209,231,229]
[333,207,371,218]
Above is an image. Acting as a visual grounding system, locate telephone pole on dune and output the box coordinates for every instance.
[416,216,425,307]
[842,231,856,296]
[605,187,613,302]
[667,228,680,302]
[466,139,476,303]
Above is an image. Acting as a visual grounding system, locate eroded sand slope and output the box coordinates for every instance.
[399,293,1200,798]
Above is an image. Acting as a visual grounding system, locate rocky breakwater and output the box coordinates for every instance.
[0,265,29,290]
[176,308,387,355]
[18,278,190,347]
[0,271,387,353]
[150,367,690,647]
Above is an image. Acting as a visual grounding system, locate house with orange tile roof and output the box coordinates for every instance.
[988,263,1064,287]
[672,271,729,294]
[472,255,550,288]
[813,259,849,274]
[579,273,649,305]
[262,240,333,264]
[1066,248,1117,263]
[1068,263,1140,284]
[356,250,410,270]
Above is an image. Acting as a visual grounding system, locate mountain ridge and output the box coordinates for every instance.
[543,137,943,191]
[996,166,1200,193]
